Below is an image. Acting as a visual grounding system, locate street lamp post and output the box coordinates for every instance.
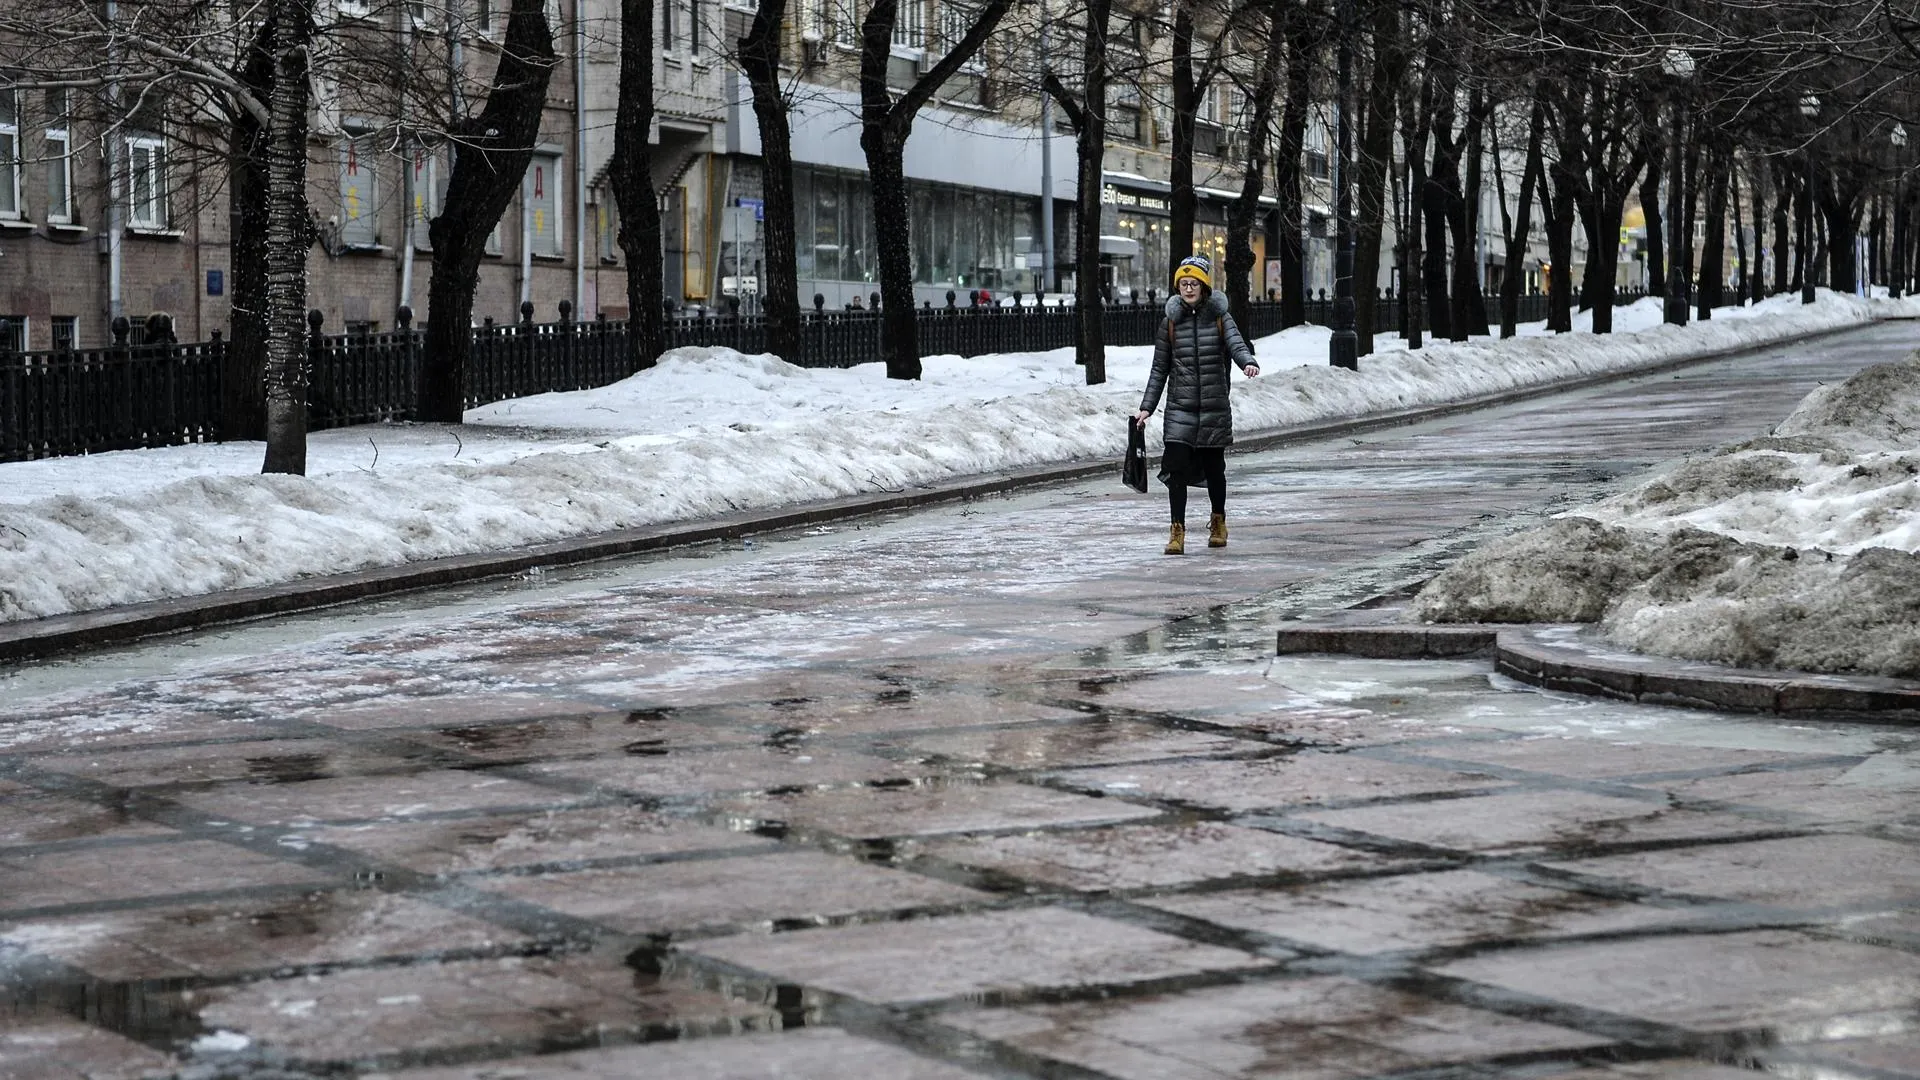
[1328,0,1357,369]
[1892,122,1908,300]
[1801,94,1820,304]
[1662,49,1693,326]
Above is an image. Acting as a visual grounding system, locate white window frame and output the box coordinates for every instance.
[828,0,856,47]
[891,0,925,54]
[336,0,372,19]
[126,133,168,230]
[799,0,824,39]
[937,0,984,71]
[45,91,72,224]
[338,130,379,248]
[529,150,563,257]
[0,88,22,220]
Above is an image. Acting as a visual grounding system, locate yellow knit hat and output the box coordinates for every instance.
[1173,254,1212,290]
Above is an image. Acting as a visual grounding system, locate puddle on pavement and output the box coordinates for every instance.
[3,964,207,1054]
[1265,656,1916,757]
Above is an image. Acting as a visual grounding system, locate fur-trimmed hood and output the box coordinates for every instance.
[1163,291,1229,321]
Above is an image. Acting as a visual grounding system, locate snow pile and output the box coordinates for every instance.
[0,290,1898,624]
[1412,349,1920,677]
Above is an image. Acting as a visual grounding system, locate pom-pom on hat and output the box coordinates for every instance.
[1173,254,1212,291]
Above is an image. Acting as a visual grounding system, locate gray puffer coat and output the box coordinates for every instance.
[1139,292,1255,447]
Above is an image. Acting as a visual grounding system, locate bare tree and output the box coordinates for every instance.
[418,0,557,422]
[857,0,1015,380]
[1044,0,1113,384]
[736,0,801,363]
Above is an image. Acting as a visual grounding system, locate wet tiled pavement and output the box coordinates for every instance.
[3,326,1918,1078]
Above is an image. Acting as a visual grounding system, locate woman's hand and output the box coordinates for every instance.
[1242,363,1260,378]
[1134,409,1151,425]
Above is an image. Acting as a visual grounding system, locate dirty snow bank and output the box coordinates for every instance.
[0,291,1893,623]
[1412,349,1920,677]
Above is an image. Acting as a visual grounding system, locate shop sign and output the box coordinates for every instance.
[1101,185,1170,213]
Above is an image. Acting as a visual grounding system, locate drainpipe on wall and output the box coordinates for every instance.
[520,168,533,310]
[105,0,124,332]
[574,0,588,315]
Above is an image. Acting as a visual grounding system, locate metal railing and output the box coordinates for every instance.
[2,288,1590,462]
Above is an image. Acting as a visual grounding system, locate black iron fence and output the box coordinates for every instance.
[3,288,1581,463]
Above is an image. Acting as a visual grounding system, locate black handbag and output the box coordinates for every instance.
[1122,417,1149,492]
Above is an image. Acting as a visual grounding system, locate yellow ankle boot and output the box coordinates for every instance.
[1208,513,1228,548]
[1164,523,1186,555]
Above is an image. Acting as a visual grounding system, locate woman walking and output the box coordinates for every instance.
[1134,254,1259,555]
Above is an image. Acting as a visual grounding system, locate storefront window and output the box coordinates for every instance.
[793,169,814,277]
[813,171,841,281]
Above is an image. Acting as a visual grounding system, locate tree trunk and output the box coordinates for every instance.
[1545,156,1576,333]
[1819,178,1863,294]
[1352,0,1403,354]
[1499,90,1545,338]
[226,19,274,442]
[1447,87,1489,337]
[739,0,799,362]
[1225,3,1285,331]
[1399,59,1431,349]
[1274,33,1310,327]
[1169,5,1197,271]
[1071,0,1110,383]
[420,0,557,422]
[1731,152,1748,305]
[613,0,665,366]
[1774,162,1792,294]
[1698,145,1728,318]
[260,0,314,476]
[1639,116,1664,298]
[1745,154,1764,302]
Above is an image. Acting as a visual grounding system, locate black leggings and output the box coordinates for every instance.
[1161,442,1226,523]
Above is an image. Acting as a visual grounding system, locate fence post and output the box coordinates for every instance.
[306,309,325,427]
[396,305,416,419]
[557,299,573,391]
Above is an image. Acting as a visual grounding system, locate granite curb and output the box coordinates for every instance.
[0,319,1872,665]
[1275,613,1920,721]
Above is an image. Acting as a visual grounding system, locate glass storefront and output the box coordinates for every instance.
[795,166,1039,293]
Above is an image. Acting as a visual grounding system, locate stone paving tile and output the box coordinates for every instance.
[1540,1061,1768,1080]
[171,769,587,826]
[766,692,1086,737]
[1434,929,1920,1033]
[944,974,1610,1080]
[921,821,1400,892]
[1053,752,1510,812]
[717,780,1161,839]
[298,694,608,731]
[1147,869,1694,954]
[395,711,771,764]
[1544,834,1920,909]
[523,745,922,799]
[1405,736,1829,780]
[0,790,175,847]
[196,953,778,1068]
[0,707,266,755]
[0,891,525,981]
[0,1017,177,1080]
[1772,1031,1920,1075]
[375,1026,992,1078]
[29,738,446,789]
[1294,789,1771,854]
[304,806,774,875]
[896,718,1257,771]
[0,840,329,912]
[1656,763,1920,827]
[687,907,1265,1005]
[476,849,986,935]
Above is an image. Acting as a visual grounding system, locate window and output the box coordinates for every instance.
[45,90,71,223]
[892,0,924,51]
[529,151,561,256]
[662,0,677,51]
[0,88,20,219]
[339,132,378,247]
[409,145,437,250]
[800,0,824,39]
[1304,114,1329,179]
[336,0,371,17]
[0,316,22,351]
[937,0,982,66]
[688,0,702,54]
[51,316,76,351]
[127,133,168,229]
[406,0,439,27]
[828,0,856,47]
[475,0,494,32]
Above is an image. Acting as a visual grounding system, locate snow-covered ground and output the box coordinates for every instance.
[0,291,1906,641]
[1412,332,1920,678]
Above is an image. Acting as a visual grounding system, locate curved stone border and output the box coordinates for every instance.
[1274,620,1920,721]
[0,319,1873,665]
